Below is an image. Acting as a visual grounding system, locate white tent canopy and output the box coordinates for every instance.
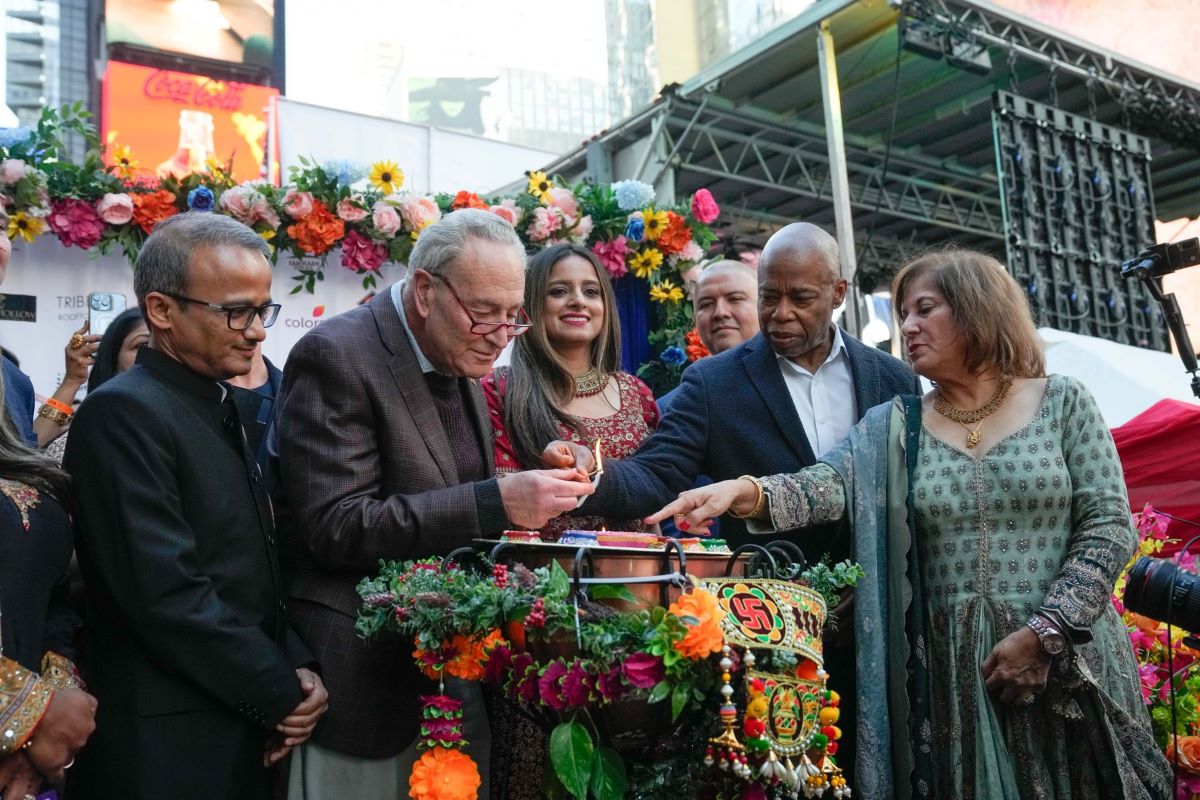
[1038,328,1200,427]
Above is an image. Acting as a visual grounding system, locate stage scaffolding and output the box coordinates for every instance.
[509,0,1200,362]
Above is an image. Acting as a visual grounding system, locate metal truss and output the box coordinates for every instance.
[650,95,1005,240]
[902,0,1200,144]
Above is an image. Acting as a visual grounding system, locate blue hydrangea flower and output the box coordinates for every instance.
[187,186,215,212]
[324,159,366,187]
[624,216,645,242]
[611,179,655,211]
[0,128,34,151]
[661,346,687,366]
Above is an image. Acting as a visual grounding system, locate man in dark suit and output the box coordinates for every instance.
[552,222,920,781]
[276,208,593,798]
[64,212,328,799]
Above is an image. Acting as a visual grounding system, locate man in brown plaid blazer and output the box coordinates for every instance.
[276,208,594,798]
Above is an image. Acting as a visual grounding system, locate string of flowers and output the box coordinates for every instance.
[357,556,858,800]
[1,106,720,390]
[1113,504,1200,799]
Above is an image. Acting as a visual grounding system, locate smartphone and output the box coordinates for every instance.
[88,291,128,336]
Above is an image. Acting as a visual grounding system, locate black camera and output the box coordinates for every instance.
[1120,238,1200,279]
[1123,556,1200,632]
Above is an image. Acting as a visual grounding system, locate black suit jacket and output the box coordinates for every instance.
[276,290,507,759]
[64,347,309,800]
[586,330,921,555]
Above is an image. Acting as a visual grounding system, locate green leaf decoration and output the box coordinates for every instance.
[671,681,691,721]
[548,721,594,800]
[588,584,636,603]
[647,680,672,704]
[589,747,627,800]
[547,559,570,599]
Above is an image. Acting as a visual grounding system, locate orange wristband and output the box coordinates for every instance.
[43,398,74,417]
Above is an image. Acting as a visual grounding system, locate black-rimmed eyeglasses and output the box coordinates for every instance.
[431,274,531,336]
[167,293,282,330]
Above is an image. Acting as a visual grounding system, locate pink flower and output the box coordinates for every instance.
[398,195,441,231]
[592,236,630,279]
[489,199,520,227]
[0,158,29,184]
[219,185,279,228]
[47,199,104,249]
[538,660,569,711]
[341,229,387,272]
[508,653,539,703]
[483,643,512,685]
[336,196,369,222]
[596,665,627,701]
[96,193,134,225]
[545,187,579,220]
[372,201,402,239]
[420,695,463,714]
[562,662,595,707]
[673,239,705,264]
[527,206,562,242]
[620,652,664,690]
[283,188,315,220]
[566,214,594,244]
[691,188,719,224]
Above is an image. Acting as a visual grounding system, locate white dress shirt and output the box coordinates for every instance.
[776,327,858,458]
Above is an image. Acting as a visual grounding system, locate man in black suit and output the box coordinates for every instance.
[552,222,921,781]
[64,212,328,799]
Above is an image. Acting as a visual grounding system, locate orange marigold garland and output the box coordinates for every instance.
[131,190,180,234]
[669,587,725,660]
[685,328,711,361]
[286,199,345,256]
[408,692,481,800]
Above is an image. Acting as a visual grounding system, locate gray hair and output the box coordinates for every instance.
[133,211,270,306]
[408,208,526,278]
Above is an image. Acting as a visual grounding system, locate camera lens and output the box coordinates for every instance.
[1123,557,1200,631]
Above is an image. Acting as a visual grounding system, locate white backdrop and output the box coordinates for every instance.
[0,237,409,400]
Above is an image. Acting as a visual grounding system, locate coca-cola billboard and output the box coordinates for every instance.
[102,61,279,184]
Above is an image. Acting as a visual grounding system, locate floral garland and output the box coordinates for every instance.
[357,556,860,800]
[1113,504,1200,798]
[1,106,719,391]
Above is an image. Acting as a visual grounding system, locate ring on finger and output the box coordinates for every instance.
[69,333,85,349]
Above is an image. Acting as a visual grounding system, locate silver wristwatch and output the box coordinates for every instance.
[1026,614,1066,656]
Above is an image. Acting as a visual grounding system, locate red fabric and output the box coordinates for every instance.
[1112,399,1200,556]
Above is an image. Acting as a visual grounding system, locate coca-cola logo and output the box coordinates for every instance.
[142,70,246,112]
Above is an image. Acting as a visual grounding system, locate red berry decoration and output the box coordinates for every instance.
[526,597,547,628]
[492,564,509,588]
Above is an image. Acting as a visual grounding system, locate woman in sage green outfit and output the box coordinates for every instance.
[648,249,1171,800]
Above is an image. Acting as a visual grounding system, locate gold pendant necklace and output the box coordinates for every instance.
[934,377,1013,449]
[574,369,608,398]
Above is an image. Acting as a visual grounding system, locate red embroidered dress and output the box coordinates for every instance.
[481,368,660,539]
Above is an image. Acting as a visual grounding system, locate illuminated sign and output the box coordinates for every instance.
[105,0,275,75]
[102,60,278,183]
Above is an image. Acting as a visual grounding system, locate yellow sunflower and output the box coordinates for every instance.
[7,211,44,243]
[643,209,669,241]
[629,247,664,280]
[258,227,276,255]
[111,145,139,179]
[649,279,684,304]
[369,160,404,193]
[527,170,553,202]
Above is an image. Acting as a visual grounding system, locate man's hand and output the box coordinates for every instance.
[0,751,43,799]
[542,441,595,476]
[266,668,328,766]
[499,469,597,529]
[25,687,97,784]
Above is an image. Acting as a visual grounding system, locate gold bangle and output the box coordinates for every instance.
[37,404,72,425]
[729,475,766,519]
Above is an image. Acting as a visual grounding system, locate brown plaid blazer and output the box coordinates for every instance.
[276,289,509,758]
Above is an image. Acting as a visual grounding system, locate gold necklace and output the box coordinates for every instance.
[933,377,1013,449]
[574,369,608,398]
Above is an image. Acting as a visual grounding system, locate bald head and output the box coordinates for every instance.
[760,222,840,284]
[694,260,760,353]
[757,222,848,369]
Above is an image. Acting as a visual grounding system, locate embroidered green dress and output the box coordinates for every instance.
[751,375,1170,800]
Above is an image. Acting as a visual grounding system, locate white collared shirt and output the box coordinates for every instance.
[391,279,436,374]
[776,327,858,458]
